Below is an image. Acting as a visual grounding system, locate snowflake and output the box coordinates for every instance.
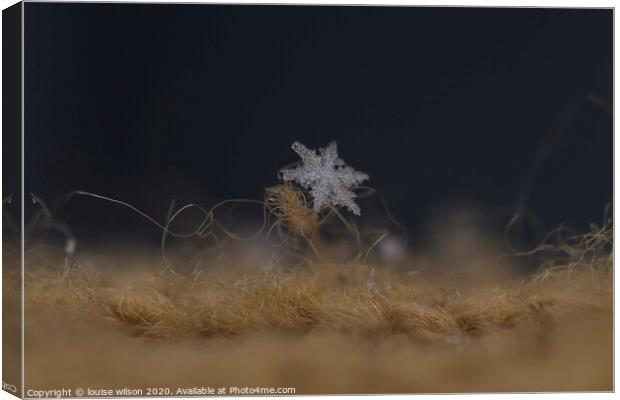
[279,141,369,215]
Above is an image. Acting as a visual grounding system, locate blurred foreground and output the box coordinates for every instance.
[3,225,612,394]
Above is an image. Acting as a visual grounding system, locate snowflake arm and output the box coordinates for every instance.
[279,141,369,215]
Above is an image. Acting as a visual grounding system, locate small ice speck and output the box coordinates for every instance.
[279,141,369,215]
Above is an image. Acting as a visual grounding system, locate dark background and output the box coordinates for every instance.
[23,4,613,247]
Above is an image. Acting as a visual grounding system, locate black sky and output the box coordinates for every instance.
[23,4,613,244]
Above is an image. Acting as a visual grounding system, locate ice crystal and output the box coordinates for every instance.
[279,141,369,215]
